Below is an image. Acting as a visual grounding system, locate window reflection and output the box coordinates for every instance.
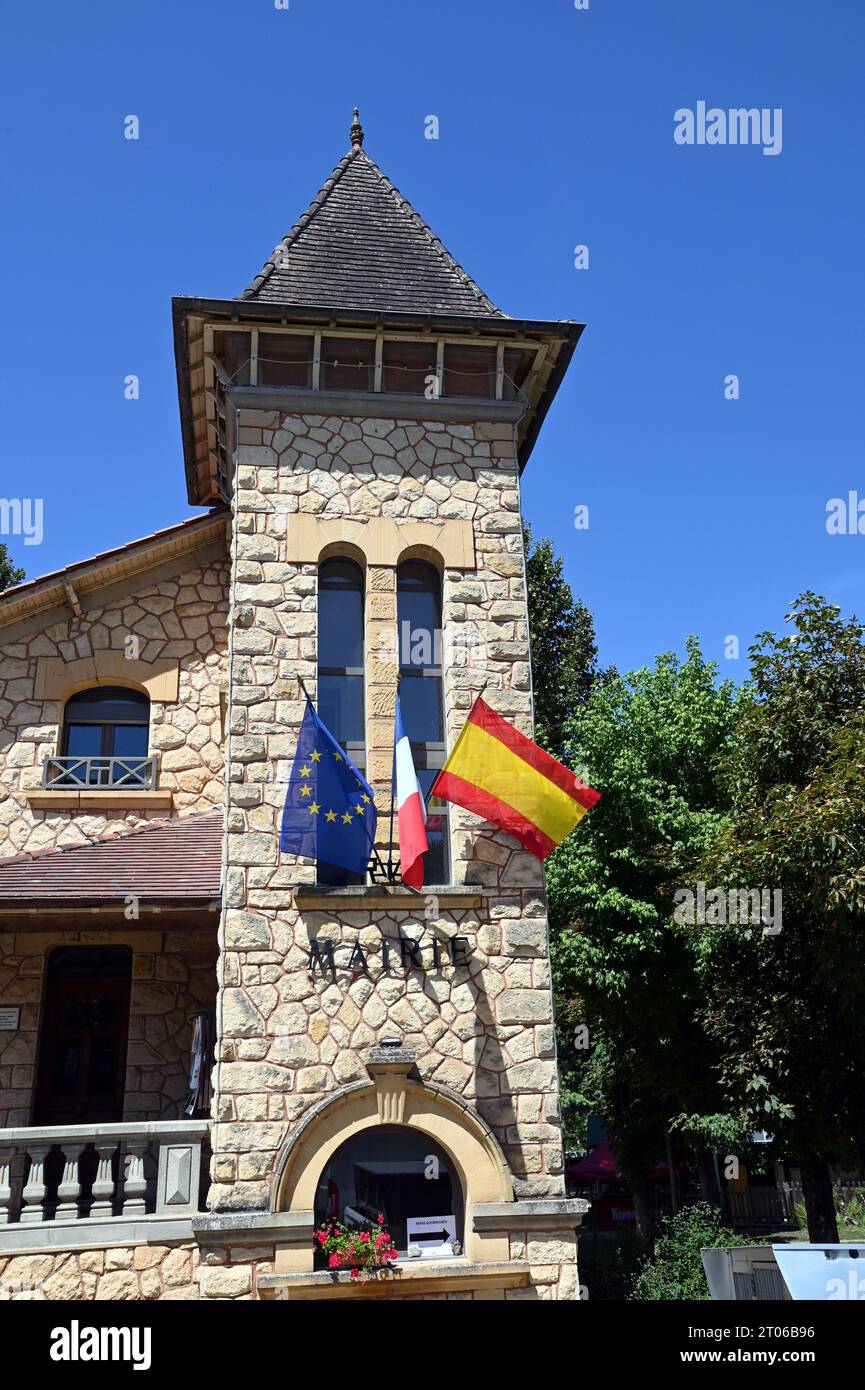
[60,688,150,785]
[317,558,366,885]
[397,561,449,884]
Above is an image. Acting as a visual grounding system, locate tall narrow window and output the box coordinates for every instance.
[317,558,366,885]
[397,561,450,884]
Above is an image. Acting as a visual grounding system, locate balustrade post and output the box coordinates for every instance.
[90,1141,118,1218]
[56,1143,86,1220]
[20,1145,51,1225]
[120,1140,148,1216]
[0,1148,14,1226]
[156,1133,203,1215]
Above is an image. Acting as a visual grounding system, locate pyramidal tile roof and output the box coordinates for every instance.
[239,130,506,318]
[0,811,223,902]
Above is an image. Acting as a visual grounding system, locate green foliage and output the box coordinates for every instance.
[524,525,598,760]
[836,1189,865,1228]
[630,1202,752,1301]
[695,595,865,1176]
[0,542,24,593]
[548,640,740,1171]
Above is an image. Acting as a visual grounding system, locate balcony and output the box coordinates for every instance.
[28,755,171,811]
[41,755,158,791]
[0,1120,211,1252]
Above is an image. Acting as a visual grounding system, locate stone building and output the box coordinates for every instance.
[0,113,587,1301]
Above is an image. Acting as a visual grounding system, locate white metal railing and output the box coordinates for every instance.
[0,1121,210,1236]
[41,755,158,790]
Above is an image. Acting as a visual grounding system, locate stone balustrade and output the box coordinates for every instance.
[0,1121,211,1245]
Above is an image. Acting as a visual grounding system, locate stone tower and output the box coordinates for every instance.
[174,112,587,1300]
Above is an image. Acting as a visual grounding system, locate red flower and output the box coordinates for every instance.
[358,1232,370,1243]
[350,1269,360,1280]
[377,1214,384,1224]
[328,1253,341,1269]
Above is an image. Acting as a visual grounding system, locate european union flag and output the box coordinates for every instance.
[280,698,377,876]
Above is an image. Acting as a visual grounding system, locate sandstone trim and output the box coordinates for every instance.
[25,791,174,812]
[35,655,181,703]
[257,1258,531,1300]
[284,515,476,569]
[293,886,483,911]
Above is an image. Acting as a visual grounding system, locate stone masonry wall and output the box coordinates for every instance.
[0,930,217,1127]
[0,1242,199,1301]
[124,932,218,1122]
[215,410,575,1297]
[0,553,229,859]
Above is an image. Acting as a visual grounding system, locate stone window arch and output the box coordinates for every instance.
[272,1064,513,1270]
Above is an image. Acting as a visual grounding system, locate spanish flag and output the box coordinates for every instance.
[430,698,600,861]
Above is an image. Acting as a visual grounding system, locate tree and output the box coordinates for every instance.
[696,594,865,1243]
[548,640,741,1234]
[0,543,24,592]
[630,1202,752,1301]
[524,526,598,760]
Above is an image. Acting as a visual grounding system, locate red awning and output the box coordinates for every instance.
[568,1141,670,1183]
[568,1140,620,1180]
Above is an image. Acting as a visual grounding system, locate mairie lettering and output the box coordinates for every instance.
[309,936,470,980]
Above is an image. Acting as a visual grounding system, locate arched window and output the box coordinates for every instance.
[318,559,365,758]
[53,687,151,788]
[397,560,449,884]
[313,1127,464,1262]
[317,559,366,885]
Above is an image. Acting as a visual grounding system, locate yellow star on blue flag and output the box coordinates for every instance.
[280,698,377,875]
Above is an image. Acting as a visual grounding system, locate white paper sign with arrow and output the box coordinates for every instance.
[406,1214,457,1258]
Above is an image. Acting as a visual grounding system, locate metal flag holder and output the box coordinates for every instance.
[294,674,400,886]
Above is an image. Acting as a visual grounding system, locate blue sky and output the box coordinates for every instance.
[1,0,862,676]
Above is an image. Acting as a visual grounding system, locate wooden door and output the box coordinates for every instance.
[34,947,132,1126]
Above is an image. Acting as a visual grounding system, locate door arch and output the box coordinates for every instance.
[272,1074,512,1264]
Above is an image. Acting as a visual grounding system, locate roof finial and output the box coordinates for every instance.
[350,107,364,150]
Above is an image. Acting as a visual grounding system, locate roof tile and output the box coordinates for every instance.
[240,149,505,318]
[0,812,223,902]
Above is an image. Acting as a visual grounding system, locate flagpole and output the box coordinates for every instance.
[386,689,398,883]
[428,677,491,802]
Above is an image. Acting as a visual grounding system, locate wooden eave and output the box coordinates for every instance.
[0,510,229,633]
[173,296,583,506]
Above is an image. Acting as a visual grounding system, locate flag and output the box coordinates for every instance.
[280,698,377,876]
[430,696,600,861]
[393,694,428,890]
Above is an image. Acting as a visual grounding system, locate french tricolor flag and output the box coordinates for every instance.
[394,695,428,891]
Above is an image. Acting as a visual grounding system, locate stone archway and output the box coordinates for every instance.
[271,1050,513,1269]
